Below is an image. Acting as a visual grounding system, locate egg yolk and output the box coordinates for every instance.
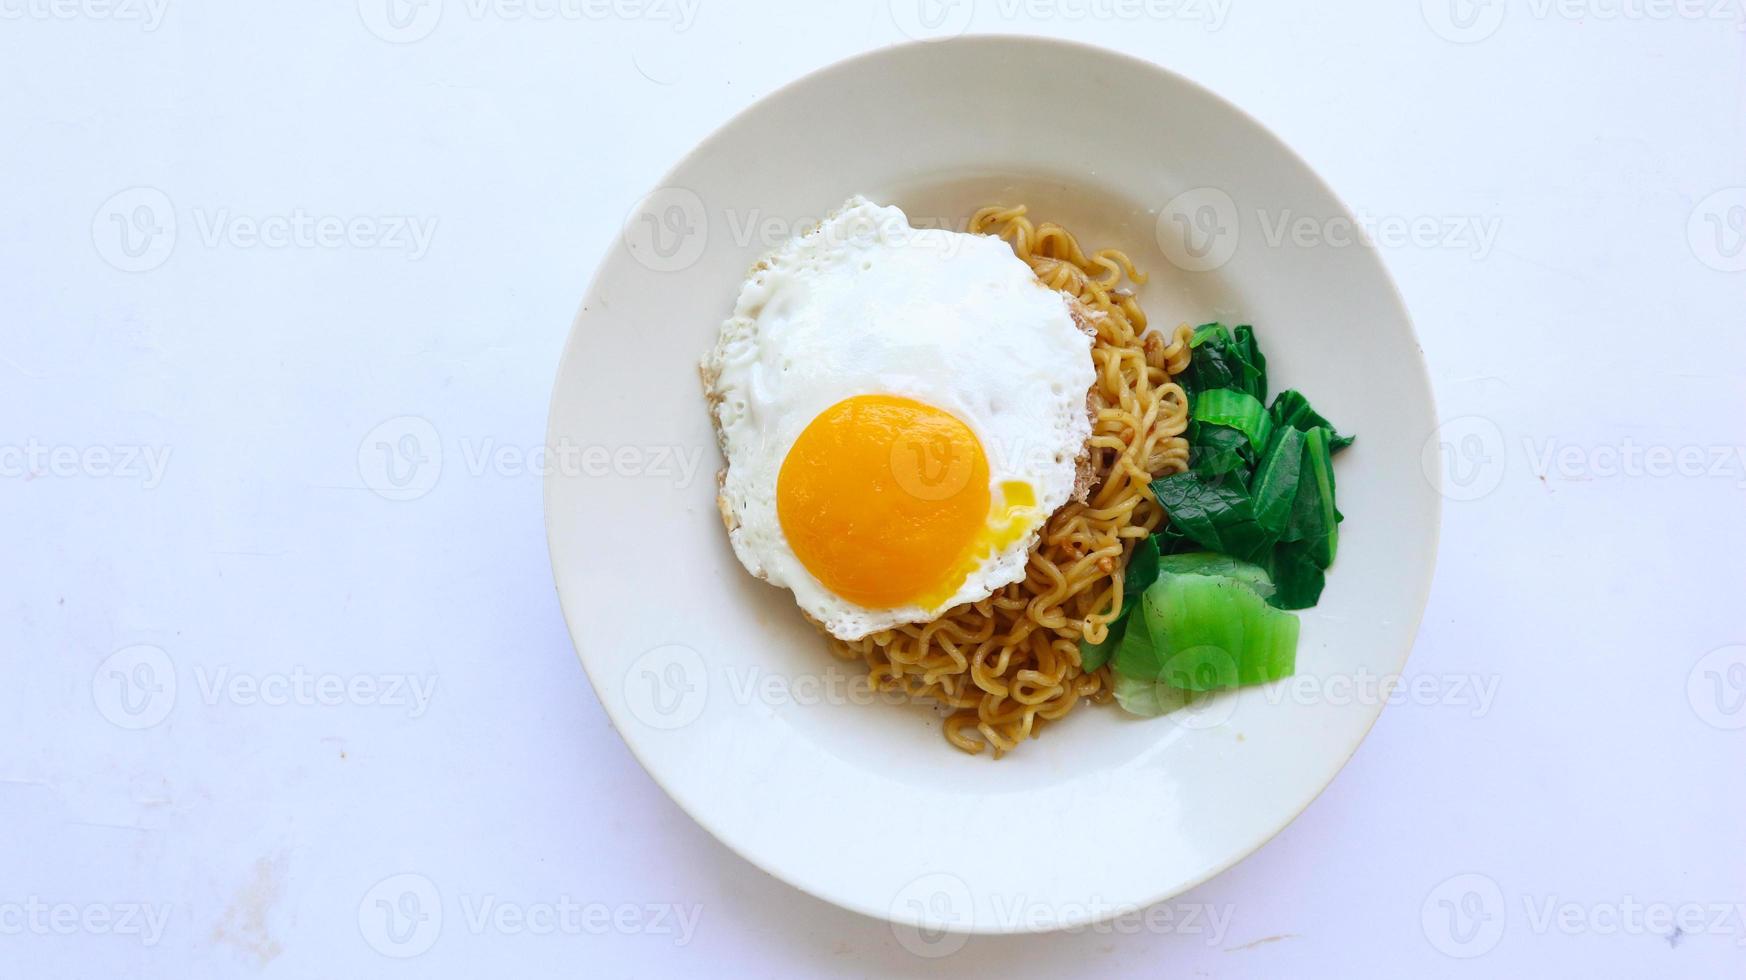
[777,394,1037,610]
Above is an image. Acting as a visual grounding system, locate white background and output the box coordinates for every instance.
[3,0,1744,976]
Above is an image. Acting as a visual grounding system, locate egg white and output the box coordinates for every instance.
[702,197,1095,640]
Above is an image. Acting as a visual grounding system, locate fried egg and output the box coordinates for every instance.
[701,197,1095,640]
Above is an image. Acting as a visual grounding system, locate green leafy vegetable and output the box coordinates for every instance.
[1270,389,1354,452]
[1110,671,1193,718]
[1112,594,1162,680]
[1186,421,1255,483]
[1145,573,1298,689]
[1191,388,1274,453]
[1233,325,1267,403]
[1265,541,1326,610]
[1101,322,1349,718]
[1284,425,1340,567]
[1156,552,1276,599]
[1150,357,1347,601]
[1249,425,1306,535]
[1188,322,1228,349]
[1180,323,1266,402]
[1114,571,1298,692]
[1153,522,1191,555]
[1149,472,1276,563]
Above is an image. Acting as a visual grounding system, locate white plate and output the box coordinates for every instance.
[546,36,1439,935]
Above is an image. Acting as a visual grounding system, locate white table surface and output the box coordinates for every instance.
[5,2,1744,976]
